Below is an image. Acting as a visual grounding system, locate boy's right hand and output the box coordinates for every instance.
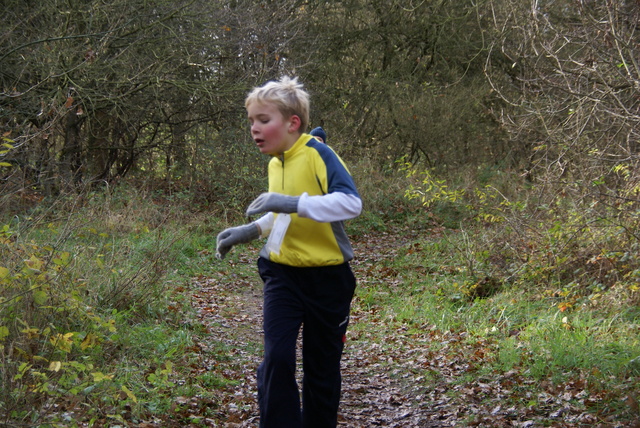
[216,223,260,259]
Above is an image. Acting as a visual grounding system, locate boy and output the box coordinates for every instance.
[310,126,327,144]
[216,76,361,428]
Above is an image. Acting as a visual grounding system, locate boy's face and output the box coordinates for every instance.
[247,101,300,156]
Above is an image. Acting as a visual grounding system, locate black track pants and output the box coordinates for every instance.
[257,257,356,428]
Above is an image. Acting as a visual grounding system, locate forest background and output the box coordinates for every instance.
[1,0,639,426]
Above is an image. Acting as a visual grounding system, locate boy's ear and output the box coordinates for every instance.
[288,115,302,133]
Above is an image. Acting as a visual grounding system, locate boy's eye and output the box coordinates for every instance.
[249,117,269,125]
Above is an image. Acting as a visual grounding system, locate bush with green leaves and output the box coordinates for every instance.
[398,163,640,312]
[0,187,195,425]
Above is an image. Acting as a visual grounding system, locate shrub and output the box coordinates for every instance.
[0,188,183,425]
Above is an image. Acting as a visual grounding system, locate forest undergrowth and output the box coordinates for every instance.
[0,163,639,427]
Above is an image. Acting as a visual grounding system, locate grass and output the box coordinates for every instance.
[0,186,242,426]
[1,163,640,425]
[355,229,640,372]
[346,171,640,423]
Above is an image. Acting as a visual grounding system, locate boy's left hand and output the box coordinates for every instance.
[246,192,299,216]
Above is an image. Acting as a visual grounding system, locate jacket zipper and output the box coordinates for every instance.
[280,153,285,190]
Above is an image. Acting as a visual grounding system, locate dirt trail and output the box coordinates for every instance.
[190,229,613,427]
[191,231,450,427]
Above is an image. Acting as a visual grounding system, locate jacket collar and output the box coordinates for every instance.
[278,133,313,161]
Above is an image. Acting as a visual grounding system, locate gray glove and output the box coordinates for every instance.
[246,192,299,217]
[216,223,260,259]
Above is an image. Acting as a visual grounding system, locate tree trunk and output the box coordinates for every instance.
[61,108,84,186]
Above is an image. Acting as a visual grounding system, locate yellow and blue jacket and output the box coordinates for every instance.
[255,133,361,267]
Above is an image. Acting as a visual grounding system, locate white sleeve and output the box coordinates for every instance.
[254,212,275,237]
[297,192,362,222]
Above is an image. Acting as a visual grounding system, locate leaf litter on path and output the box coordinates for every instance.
[187,231,635,427]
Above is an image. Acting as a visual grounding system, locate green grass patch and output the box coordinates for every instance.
[2,164,640,425]
[0,187,249,426]
[350,219,640,423]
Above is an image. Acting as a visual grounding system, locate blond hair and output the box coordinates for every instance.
[245,76,310,132]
